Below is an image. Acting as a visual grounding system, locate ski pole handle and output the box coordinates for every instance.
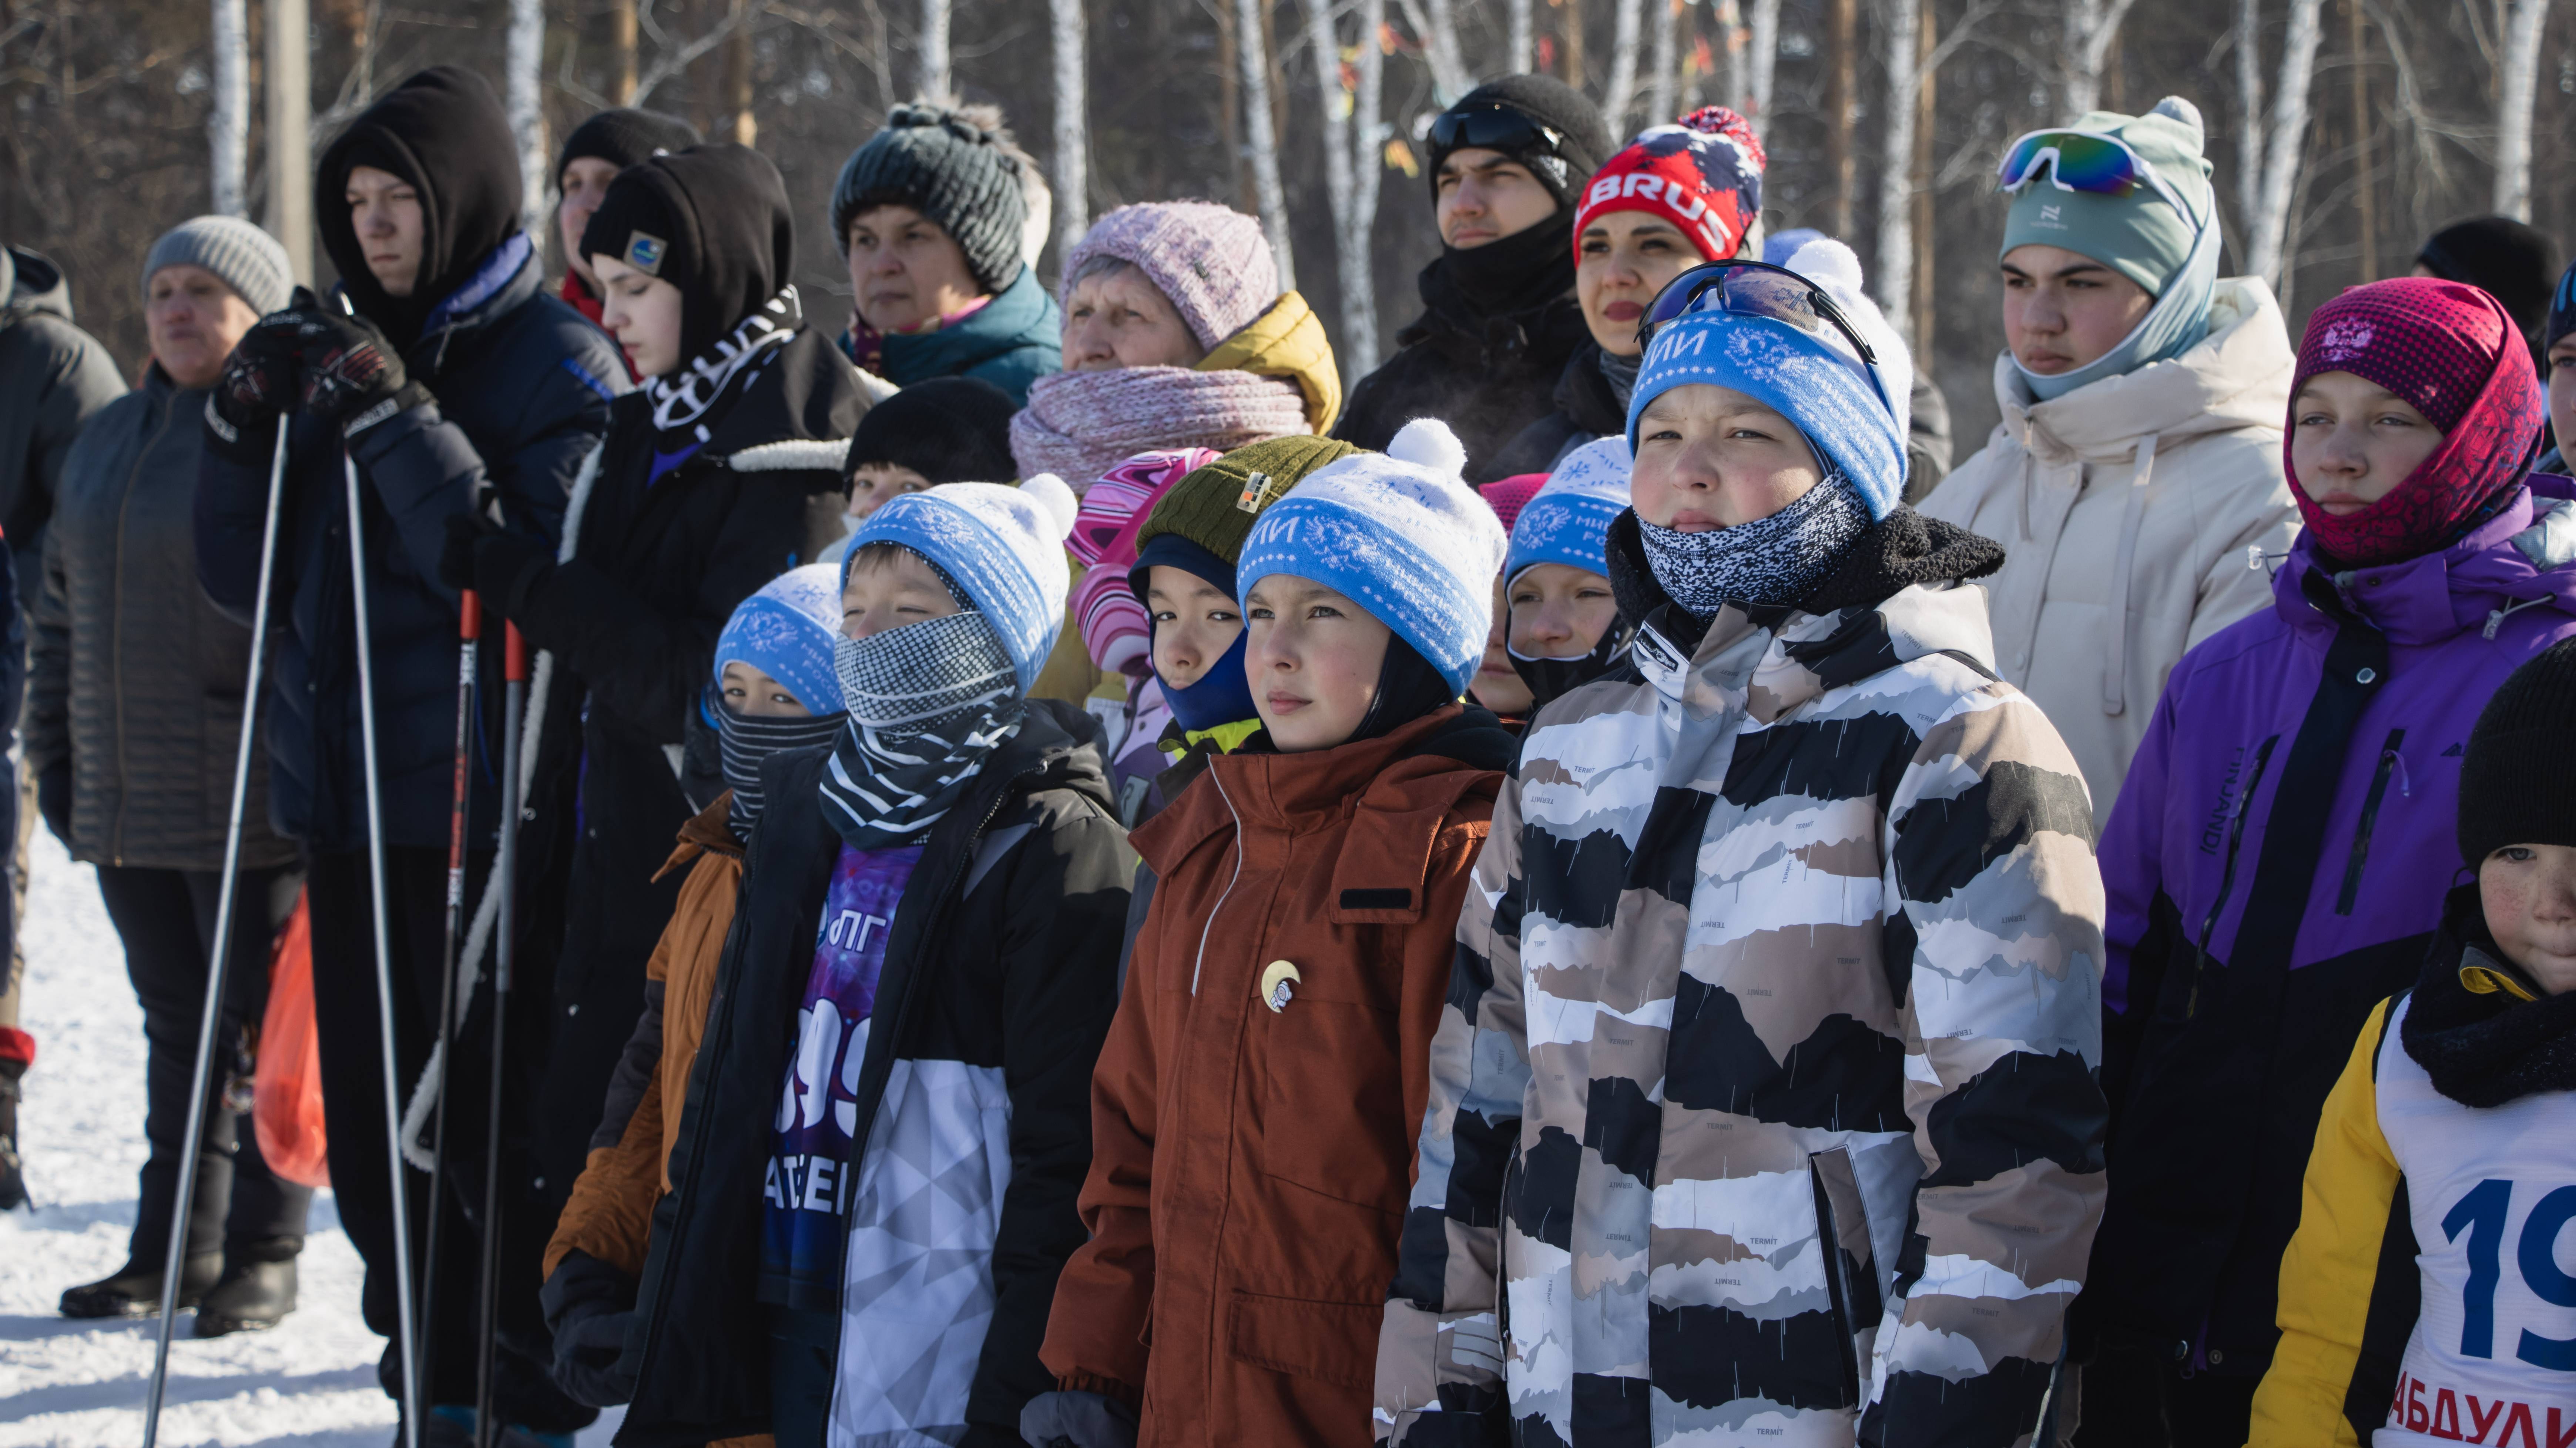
[459,586,482,641]
[506,622,529,682]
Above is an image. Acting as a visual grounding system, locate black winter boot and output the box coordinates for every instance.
[60,1252,224,1318]
[193,1254,299,1336]
[0,1056,24,1211]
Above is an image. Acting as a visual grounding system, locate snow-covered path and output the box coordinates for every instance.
[0,829,621,1447]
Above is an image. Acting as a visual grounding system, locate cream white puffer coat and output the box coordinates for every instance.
[1918,274,2300,824]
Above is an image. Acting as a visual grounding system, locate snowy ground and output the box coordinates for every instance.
[0,829,622,1447]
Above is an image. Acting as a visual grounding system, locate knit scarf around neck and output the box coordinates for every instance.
[648,284,801,444]
[816,612,1024,850]
[1010,366,1310,486]
[717,702,848,839]
[2402,888,2576,1107]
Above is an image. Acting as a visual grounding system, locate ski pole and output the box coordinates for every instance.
[419,585,481,1402]
[140,419,290,1448]
[346,448,425,1448]
[472,623,529,1448]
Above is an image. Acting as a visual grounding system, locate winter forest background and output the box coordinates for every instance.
[3,0,2569,448]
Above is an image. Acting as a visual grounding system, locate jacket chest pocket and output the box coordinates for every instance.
[1251,932,1409,1215]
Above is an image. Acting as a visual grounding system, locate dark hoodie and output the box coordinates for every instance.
[491,142,868,1223]
[193,67,627,854]
[0,245,126,603]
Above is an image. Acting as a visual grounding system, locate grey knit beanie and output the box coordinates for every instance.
[830,102,1029,294]
[142,216,294,316]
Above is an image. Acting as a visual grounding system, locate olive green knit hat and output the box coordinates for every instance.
[1133,435,1360,565]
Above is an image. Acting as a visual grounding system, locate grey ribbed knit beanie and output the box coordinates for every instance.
[830,102,1029,293]
[142,215,294,315]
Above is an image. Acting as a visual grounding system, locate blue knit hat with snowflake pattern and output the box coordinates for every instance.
[1234,418,1507,695]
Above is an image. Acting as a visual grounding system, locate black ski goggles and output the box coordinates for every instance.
[1429,103,1565,161]
[1636,258,1890,411]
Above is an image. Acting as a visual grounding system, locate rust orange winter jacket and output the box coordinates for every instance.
[1040,704,1513,1447]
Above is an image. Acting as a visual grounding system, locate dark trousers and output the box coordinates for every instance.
[2072,1341,2261,1448]
[95,865,312,1265]
[305,845,588,1431]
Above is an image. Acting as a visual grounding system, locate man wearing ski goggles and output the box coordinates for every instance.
[1995,127,2201,224]
[1635,257,1895,417]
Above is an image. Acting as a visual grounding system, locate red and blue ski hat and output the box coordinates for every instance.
[1573,107,1766,264]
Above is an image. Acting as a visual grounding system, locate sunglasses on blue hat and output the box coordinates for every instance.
[1995,128,2196,223]
[1636,258,1893,415]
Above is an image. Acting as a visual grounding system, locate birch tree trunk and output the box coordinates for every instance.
[919,0,952,100]
[2245,0,2323,283]
[1508,0,1533,74]
[508,0,547,234]
[211,0,248,217]
[1823,0,1854,234]
[722,0,756,144]
[1053,0,1089,250]
[1745,0,1780,118]
[1719,0,1750,117]
[1398,0,1470,101]
[1648,0,1679,125]
[1240,0,1295,290]
[1305,0,1383,372]
[2061,0,2141,115]
[1603,0,1646,135]
[265,0,312,281]
[2491,0,2551,218]
[1876,0,1922,332]
[2233,0,2263,227]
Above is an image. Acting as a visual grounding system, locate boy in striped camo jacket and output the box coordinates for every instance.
[1374,238,2111,1447]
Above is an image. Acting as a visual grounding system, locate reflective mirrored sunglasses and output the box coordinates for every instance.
[1995,128,2193,220]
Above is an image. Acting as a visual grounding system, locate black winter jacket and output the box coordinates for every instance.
[618,701,1131,1448]
[1333,278,1590,479]
[192,243,626,853]
[0,246,127,609]
[507,324,864,1210]
[28,368,294,872]
[1483,340,1627,481]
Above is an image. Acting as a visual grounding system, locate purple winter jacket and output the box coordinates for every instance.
[2085,474,2576,1384]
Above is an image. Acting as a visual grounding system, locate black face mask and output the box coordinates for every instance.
[1508,622,1633,711]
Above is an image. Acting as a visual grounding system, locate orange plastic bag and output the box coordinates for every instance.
[254,892,330,1188]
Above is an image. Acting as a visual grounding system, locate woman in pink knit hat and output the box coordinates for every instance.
[1009,201,1342,487]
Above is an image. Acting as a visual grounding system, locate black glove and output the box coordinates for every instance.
[470,527,553,618]
[538,1250,638,1408]
[286,307,423,428]
[204,308,306,458]
[36,763,71,848]
[1018,1390,1139,1448]
[440,508,502,592]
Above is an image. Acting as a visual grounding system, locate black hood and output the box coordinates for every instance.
[317,66,525,345]
[580,142,795,367]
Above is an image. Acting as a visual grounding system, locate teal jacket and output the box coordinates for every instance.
[850,264,1063,405]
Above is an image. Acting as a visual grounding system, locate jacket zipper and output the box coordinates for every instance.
[1188,765,1246,996]
[2334,729,2407,916]
[2188,733,2279,1017]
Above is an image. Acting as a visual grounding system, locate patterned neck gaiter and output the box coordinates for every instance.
[816,612,1024,850]
[716,701,848,839]
[1638,471,1870,617]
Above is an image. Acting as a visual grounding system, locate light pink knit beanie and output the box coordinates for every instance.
[1062,201,1279,349]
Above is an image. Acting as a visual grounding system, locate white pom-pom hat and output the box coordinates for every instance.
[1234,417,1508,694]
[844,473,1080,693]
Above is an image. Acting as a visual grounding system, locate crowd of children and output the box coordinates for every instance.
[11,43,2576,1448]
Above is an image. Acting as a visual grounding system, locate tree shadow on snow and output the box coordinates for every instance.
[0,1362,381,1424]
